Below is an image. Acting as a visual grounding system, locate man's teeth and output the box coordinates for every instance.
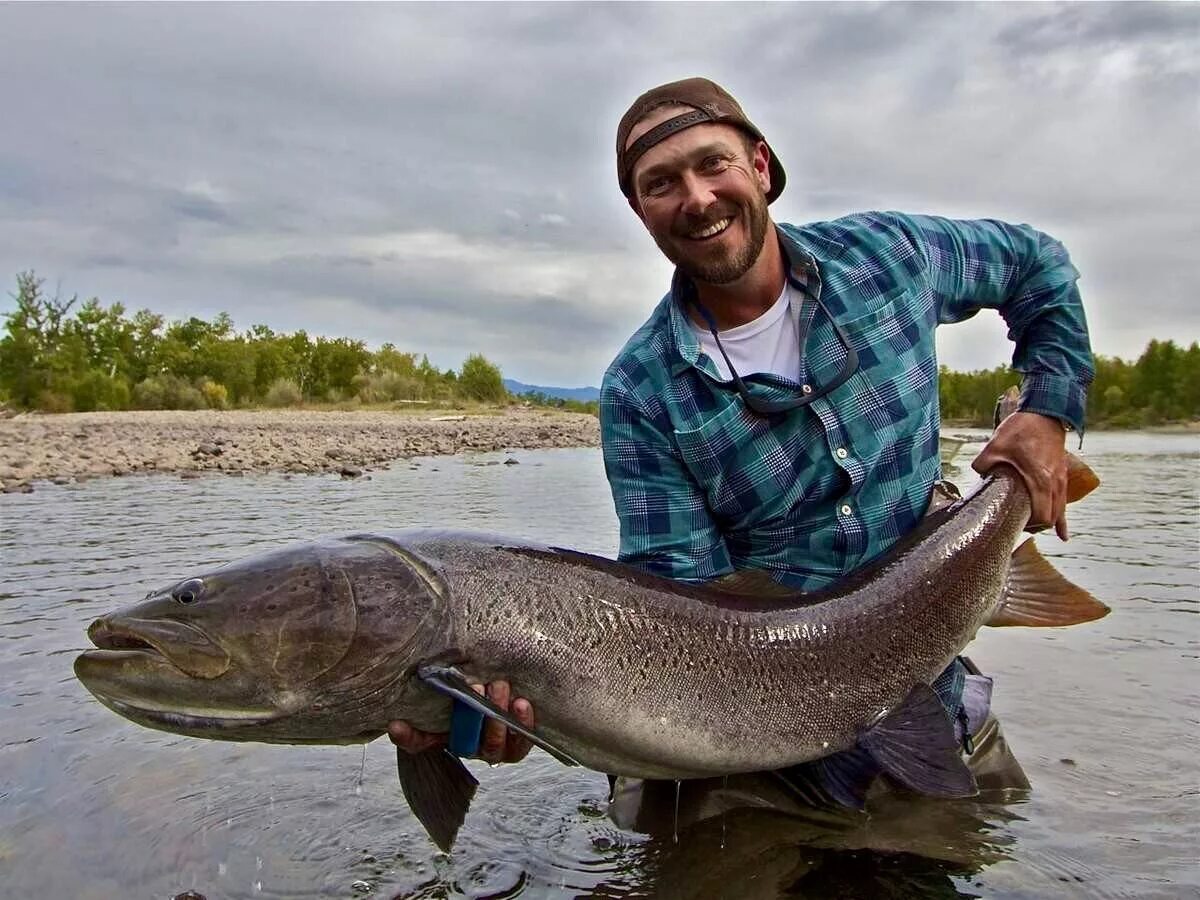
[689,218,732,239]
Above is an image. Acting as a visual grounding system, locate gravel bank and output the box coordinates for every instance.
[0,408,600,493]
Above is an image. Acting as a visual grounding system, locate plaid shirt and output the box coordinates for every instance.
[600,212,1094,589]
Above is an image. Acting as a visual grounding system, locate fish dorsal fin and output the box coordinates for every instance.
[712,568,795,598]
[395,748,478,852]
[988,539,1110,628]
[860,684,978,798]
[417,664,581,767]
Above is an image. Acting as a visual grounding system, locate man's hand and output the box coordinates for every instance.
[972,411,1071,540]
[387,680,536,765]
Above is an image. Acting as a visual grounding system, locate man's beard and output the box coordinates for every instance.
[655,192,770,286]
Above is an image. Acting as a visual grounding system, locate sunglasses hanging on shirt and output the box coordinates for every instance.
[687,274,859,415]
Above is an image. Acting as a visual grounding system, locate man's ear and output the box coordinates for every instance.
[753,141,771,195]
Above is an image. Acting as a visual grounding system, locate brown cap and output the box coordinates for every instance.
[616,77,785,204]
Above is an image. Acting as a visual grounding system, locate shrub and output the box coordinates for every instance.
[263,378,303,408]
[133,374,206,410]
[199,379,229,410]
[354,370,423,403]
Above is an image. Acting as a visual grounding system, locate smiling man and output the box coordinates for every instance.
[598,77,1094,823]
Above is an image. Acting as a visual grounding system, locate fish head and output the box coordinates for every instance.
[74,535,451,742]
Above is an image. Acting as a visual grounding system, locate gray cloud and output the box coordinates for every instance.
[0,2,1195,384]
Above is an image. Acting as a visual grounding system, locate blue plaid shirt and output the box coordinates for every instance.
[600,212,1093,589]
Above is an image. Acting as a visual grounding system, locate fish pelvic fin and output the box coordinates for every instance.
[396,748,478,852]
[1065,453,1100,503]
[988,539,1110,628]
[860,683,978,799]
[417,664,582,767]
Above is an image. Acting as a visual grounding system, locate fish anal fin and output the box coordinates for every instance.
[775,747,881,810]
[988,539,1110,628]
[1065,453,1100,503]
[860,684,978,799]
[396,748,478,852]
[417,664,581,767]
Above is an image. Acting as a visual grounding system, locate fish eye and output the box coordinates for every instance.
[172,578,204,605]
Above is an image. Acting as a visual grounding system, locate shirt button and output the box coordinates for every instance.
[840,504,853,516]
[835,447,848,459]
[801,384,813,394]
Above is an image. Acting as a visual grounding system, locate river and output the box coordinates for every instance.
[1,432,1196,898]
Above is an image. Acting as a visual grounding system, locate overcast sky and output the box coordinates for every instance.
[1,2,1196,386]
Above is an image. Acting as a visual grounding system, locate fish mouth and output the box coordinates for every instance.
[85,616,230,679]
[75,616,279,730]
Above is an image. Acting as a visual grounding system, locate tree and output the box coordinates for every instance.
[458,353,507,403]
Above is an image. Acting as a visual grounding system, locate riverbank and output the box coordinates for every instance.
[0,408,601,493]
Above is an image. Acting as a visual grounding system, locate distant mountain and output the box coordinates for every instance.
[503,379,601,402]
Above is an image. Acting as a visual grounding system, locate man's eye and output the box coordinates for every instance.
[644,177,672,196]
[701,156,727,172]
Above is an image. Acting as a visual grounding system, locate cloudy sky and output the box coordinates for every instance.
[1,2,1196,386]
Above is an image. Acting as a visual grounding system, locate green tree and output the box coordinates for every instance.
[458,353,507,403]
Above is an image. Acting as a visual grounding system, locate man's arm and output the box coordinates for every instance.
[601,372,732,581]
[891,213,1095,537]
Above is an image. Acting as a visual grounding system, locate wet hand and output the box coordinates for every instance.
[387,679,536,764]
[972,411,1070,540]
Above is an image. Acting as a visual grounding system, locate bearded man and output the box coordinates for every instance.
[596,77,1093,824]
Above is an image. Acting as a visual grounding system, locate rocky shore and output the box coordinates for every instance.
[0,408,600,493]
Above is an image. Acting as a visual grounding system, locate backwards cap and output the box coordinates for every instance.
[615,77,786,204]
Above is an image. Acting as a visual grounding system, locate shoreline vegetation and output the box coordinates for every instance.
[1,270,1197,492]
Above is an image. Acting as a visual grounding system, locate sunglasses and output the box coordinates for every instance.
[688,276,859,415]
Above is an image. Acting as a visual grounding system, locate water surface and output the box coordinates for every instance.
[1,433,1196,898]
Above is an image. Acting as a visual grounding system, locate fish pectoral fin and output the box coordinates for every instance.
[773,746,881,810]
[860,683,977,799]
[396,748,478,852]
[988,539,1110,628]
[417,664,582,767]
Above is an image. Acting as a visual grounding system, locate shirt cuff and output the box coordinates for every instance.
[1019,374,1088,437]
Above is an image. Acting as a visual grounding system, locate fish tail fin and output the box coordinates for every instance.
[987,539,1110,627]
[1065,453,1100,503]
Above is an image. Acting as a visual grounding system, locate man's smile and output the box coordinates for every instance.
[681,216,734,242]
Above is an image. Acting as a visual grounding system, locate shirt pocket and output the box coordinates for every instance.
[839,284,912,338]
[673,399,795,526]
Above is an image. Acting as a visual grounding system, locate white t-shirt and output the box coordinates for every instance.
[691,282,801,383]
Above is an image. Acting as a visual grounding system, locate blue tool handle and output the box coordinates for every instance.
[448,698,485,757]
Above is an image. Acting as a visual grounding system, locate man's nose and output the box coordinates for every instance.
[678,171,716,216]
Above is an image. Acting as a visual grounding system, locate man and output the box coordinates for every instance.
[392,77,1093,815]
[598,77,1092,824]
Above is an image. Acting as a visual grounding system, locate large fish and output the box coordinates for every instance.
[75,459,1108,850]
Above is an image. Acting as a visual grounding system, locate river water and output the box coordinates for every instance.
[1,432,1196,899]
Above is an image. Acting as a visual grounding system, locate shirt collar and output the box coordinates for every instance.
[666,224,844,376]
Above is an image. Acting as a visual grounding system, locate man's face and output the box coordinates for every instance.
[627,108,772,286]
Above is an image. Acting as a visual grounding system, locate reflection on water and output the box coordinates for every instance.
[1,436,1196,898]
